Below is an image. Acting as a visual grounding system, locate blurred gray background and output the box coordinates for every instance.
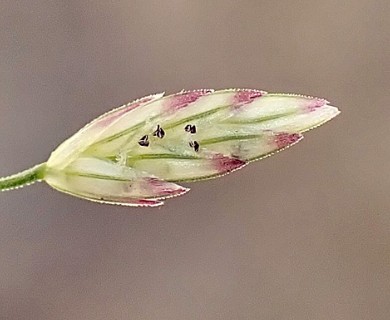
[0,1,389,319]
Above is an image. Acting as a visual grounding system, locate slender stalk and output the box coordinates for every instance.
[0,163,46,191]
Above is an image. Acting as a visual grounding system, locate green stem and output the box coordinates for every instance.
[0,162,46,191]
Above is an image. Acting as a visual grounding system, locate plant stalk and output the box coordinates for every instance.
[0,163,46,191]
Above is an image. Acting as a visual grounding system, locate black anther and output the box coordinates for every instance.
[189,140,200,152]
[185,124,196,134]
[138,135,149,147]
[153,125,165,139]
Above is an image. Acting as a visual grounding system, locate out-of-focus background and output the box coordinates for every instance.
[0,1,389,319]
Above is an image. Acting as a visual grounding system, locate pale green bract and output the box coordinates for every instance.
[0,89,340,207]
